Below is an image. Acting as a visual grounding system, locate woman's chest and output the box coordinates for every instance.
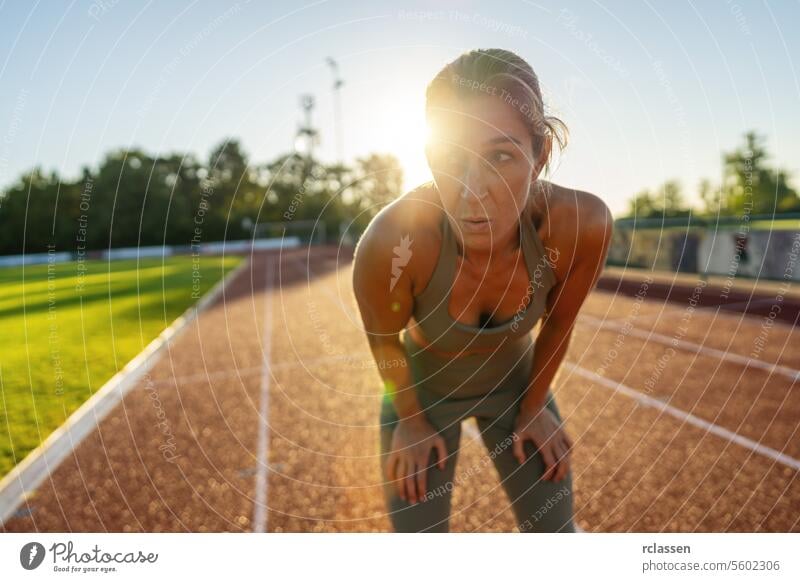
[448,255,536,328]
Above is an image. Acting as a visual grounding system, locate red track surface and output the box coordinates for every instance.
[3,247,798,532]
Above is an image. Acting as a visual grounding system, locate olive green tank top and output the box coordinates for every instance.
[402,211,558,399]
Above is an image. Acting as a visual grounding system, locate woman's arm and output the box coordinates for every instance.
[352,208,448,504]
[511,194,613,482]
[352,211,421,419]
[521,193,614,414]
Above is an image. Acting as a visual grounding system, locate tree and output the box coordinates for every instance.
[0,139,410,254]
[206,138,261,240]
[626,189,659,219]
[661,180,692,217]
[150,152,204,246]
[0,167,64,254]
[698,178,720,215]
[720,131,800,216]
[350,153,403,212]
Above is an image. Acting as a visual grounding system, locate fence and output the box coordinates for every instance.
[0,237,300,268]
[609,214,800,282]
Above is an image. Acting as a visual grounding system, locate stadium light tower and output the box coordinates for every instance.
[326,57,344,163]
[295,94,319,158]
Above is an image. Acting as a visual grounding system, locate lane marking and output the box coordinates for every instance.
[565,362,800,472]
[252,256,275,533]
[579,314,800,383]
[600,297,797,328]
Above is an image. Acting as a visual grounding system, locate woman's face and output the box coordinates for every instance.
[425,93,544,253]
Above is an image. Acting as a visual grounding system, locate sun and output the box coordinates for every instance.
[381,104,433,191]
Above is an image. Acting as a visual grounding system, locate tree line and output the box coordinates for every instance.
[5,129,791,256]
[0,138,403,255]
[622,131,800,220]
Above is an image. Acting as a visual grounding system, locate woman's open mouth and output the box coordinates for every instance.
[459,217,491,233]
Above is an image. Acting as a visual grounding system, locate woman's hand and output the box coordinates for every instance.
[512,405,573,482]
[386,415,448,504]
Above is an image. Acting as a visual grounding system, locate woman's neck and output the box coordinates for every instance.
[457,228,521,270]
[445,180,551,268]
[529,179,551,229]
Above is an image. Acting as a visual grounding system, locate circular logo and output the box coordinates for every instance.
[20,542,46,570]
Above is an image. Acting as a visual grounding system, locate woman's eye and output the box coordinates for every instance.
[489,151,513,164]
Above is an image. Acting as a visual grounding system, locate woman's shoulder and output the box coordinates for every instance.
[532,181,613,281]
[535,180,612,242]
[353,181,443,297]
[358,181,441,244]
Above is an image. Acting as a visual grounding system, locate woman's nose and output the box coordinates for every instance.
[459,159,490,200]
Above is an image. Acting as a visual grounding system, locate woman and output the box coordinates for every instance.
[352,48,612,532]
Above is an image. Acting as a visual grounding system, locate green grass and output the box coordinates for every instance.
[0,254,243,477]
[749,220,800,230]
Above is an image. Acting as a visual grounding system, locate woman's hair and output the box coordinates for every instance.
[425,48,568,174]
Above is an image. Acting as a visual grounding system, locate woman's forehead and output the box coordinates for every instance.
[427,94,530,148]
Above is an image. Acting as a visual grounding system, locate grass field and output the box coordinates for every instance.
[0,254,243,477]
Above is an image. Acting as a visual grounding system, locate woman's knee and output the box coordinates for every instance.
[511,464,575,533]
[378,411,462,532]
[385,483,454,532]
[381,445,458,533]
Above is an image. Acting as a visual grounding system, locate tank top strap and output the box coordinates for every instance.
[521,212,558,290]
[413,211,458,306]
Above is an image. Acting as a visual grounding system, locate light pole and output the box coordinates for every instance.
[295,94,318,160]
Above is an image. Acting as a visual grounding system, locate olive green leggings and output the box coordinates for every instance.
[379,385,576,533]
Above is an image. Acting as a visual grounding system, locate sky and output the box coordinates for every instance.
[1,0,798,217]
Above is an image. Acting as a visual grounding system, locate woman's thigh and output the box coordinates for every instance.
[475,393,576,533]
[379,395,463,532]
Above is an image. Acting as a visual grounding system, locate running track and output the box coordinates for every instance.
[2,247,798,532]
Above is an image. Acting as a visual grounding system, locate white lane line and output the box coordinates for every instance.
[579,314,800,383]
[600,297,796,327]
[565,362,800,472]
[253,256,275,533]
